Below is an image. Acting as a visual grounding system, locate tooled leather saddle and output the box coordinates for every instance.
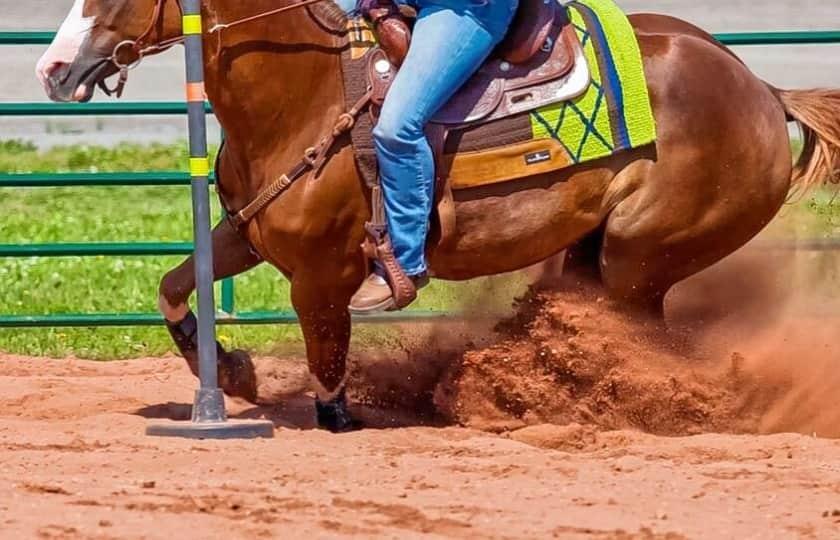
[355,0,590,309]
[364,0,587,127]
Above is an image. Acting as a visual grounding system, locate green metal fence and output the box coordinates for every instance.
[1,29,839,328]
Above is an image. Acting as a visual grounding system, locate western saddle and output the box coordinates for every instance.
[365,0,583,126]
[358,0,588,309]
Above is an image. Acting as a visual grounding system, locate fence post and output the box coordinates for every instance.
[146,1,272,439]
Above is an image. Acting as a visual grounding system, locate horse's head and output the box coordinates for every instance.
[36,0,183,102]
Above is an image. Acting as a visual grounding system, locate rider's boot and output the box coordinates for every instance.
[349,207,429,314]
[349,270,429,314]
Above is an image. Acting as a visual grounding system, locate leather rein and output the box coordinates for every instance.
[101,0,330,96]
[102,0,372,230]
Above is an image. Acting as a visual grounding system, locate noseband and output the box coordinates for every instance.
[96,0,368,232]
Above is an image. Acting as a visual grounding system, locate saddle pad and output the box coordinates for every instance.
[446,0,657,189]
[339,0,656,191]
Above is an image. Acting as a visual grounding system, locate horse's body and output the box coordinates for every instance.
[37,0,840,430]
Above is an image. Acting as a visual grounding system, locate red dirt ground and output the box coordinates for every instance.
[2,353,840,539]
[2,246,840,539]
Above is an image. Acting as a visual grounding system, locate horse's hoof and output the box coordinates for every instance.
[165,311,259,404]
[315,390,363,433]
[218,349,259,404]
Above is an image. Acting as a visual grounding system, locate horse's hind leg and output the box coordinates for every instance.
[158,219,263,401]
[597,32,793,320]
[532,228,604,292]
[598,144,791,320]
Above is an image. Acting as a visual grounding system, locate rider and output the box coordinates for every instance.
[339,0,519,314]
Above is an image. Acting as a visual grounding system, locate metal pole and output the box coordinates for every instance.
[146,2,272,439]
[181,0,222,421]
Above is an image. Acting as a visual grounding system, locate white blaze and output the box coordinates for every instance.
[35,0,95,91]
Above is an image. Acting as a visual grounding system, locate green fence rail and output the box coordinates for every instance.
[715,30,840,45]
[0,102,213,116]
[2,28,839,328]
[5,29,840,46]
[0,242,194,257]
[0,310,448,328]
[0,171,215,187]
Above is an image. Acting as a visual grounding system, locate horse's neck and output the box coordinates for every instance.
[201,0,347,168]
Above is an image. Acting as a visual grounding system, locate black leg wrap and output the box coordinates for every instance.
[315,389,363,433]
[165,311,200,377]
[164,311,258,403]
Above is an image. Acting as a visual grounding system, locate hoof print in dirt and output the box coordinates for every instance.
[316,391,364,433]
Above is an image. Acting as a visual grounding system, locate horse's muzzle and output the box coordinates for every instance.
[41,56,115,103]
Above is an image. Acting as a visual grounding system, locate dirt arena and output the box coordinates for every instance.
[2,246,840,539]
[3,2,839,537]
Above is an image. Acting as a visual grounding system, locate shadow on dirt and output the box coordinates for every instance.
[132,394,442,431]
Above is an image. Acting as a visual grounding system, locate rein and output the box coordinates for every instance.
[100,0,366,229]
[100,0,334,97]
[227,91,371,229]
[207,0,331,33]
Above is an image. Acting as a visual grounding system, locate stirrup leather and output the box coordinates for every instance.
[360,186,417,309]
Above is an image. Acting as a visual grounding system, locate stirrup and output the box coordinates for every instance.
[359,186,418,309]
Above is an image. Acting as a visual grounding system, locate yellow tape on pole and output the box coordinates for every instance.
[189,157,210,177]
[182,14,203,35]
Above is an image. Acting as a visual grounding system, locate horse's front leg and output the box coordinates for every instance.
[158,219,263,401]
[290,271,362,432]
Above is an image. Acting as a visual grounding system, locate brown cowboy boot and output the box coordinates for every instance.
[349,271,429,315]
[352,184,429,314]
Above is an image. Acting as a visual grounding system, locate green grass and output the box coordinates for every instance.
[0,140,524,359]
[0,139,202,174]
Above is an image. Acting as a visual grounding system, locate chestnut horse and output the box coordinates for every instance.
[37,0,840,431]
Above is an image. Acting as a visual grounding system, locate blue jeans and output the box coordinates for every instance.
[339,0,518,275]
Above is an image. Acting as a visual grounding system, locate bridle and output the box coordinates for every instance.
[99,0,185,97]
[99,0,335,97]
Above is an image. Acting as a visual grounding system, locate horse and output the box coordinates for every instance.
[36,0,840,431]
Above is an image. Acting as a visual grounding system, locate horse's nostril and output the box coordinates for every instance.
[44,62,71,85]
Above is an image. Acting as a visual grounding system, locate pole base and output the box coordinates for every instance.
[146,419,275,439]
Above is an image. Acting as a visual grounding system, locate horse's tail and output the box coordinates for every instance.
[776,88,840,193]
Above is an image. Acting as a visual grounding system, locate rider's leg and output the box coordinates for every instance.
[350,0,518,311]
